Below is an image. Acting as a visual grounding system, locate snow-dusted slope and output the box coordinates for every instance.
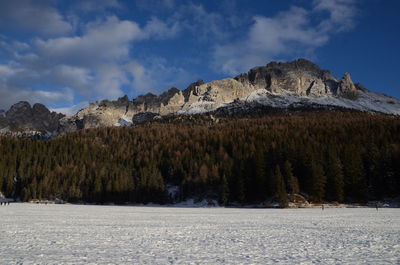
[244,89,400,115]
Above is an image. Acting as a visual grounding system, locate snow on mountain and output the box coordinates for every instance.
[244,89,400,115]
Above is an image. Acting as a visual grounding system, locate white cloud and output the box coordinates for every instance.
[314,0,358,32]
[126,61,153,92]
[125,58,193,96]
[35,16,143,67]
[51,65,92,90]
[213,0,358,75]
[0,0,72,36]
[92,64,127,100]
[172,3,230,41]
[143,17,181,39]
[0,13,183,111]
[51,101,89,116]
[0,65,18,79]
[33,89,73,104]
[34,15,180,67]
[0,38,30,56]
[144,58,193,92]
[0,82,73,111]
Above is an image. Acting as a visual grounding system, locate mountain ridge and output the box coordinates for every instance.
[1,58,399,137]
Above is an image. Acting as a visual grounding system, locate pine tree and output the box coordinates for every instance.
[219,174,229,206]
[93,175,103,203]
[325,152,344,202]
[273,165,288,207]
[282,160,299,195]
[254,147,267,201]
[310,161,326,202]
[342,146,367,201]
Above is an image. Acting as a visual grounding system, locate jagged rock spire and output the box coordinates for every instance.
[337,72,358,98]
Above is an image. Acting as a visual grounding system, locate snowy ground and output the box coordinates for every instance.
[1,204,399,264]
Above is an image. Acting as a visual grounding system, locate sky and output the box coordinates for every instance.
[0,0,399,115]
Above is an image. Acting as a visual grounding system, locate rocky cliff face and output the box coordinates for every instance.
[59,87,188,133]
[1,58,399,137]
[337,72,359,99]
[235,58,336,96]
[0,101,64,137]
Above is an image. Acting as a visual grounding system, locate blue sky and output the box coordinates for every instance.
[0,0,399,114]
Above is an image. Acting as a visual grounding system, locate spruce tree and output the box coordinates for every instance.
[326,152,344,202]
[310,161,326,202]
[282,160,299,195]
[273,165,288,207]
[342,146,367,201]
[219,174,229,206]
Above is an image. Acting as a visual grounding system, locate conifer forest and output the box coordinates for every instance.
[0,111,399,206]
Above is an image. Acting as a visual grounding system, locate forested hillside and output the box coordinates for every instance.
[0,112,399,205]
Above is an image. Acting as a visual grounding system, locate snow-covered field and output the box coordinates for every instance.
[1,204,399,264]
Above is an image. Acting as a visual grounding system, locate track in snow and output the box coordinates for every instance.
[1,204,399,264]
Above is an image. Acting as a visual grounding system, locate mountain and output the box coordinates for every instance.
[1,58,399,137]
[0,102,64,137]
[59,58,400,132]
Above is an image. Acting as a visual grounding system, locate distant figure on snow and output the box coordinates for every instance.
[322,204,324,211]
[376,203,379,211]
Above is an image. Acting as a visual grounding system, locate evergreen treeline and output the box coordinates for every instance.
[0,112,399,205]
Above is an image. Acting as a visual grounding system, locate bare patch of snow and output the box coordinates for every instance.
[114,117,133,127]
[179,101,217,114]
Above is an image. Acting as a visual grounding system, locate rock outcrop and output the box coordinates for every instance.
[61,88,191,133]
[337,73,359,99]
[0,110,7,128]
[0,101,64,137]
[235,58,337,96]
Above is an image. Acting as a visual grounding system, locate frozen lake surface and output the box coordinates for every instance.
[1,204,399,264]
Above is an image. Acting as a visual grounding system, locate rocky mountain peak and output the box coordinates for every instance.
[1,101,64,135]
[235,58,336,95]
[32,103,51,114]
[117,95,129,104]
[183,80,205,100]
[159,87,181,104]
[6,101,31,117]
[265,58,328,76]
[341,72,356,89]
[133,93,158,105]
[337,72,358,98]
